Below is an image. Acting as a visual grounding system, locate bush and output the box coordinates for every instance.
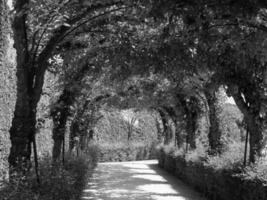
[0,152,97,200]
[97,141,157,162]
[158,144,267,200]
[206,142,244,171]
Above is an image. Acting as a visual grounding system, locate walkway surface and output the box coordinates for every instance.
[81,160,206,200]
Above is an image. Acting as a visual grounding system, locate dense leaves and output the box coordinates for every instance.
[3,0,267,184]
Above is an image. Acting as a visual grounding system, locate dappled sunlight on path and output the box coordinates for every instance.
[81,160,206,200]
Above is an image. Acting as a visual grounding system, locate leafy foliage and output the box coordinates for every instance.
[3,0,267,190]
[0,153,97,200]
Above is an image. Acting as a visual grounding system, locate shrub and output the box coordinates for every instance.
[157,144,267,200]
[206,141,244,171]
[0,152,97,200]
[97,141,157,162]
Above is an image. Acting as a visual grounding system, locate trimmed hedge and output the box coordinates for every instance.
[158,147,267,200]
[0,2,16,182]
[97,142,157,162]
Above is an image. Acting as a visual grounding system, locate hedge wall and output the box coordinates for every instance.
[0,1,16,182]
[97,142,157,162]
[158,148,267,200]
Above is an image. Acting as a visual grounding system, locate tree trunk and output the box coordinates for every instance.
[173,98,188,148]
[52,113,68,163]
[245,115,263,163]
[231,88,263,163]
[181,94,209,151]
[69,121,79,152]
[157,108,175,144]
[194,92,210,150]
[154,117,163,143]
[51,89,74,163]
[9,101,37,172]
[205,90,222,154]
[181,97,198,150]
[186,110,197,149]
[162,106,179,146]
[9,0,83,171]
[69,100,90,153]
[176,96,192,149]
[8,0,48,174]
[157,108,169,144]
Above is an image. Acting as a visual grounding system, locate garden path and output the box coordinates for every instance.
[81,160,206,200]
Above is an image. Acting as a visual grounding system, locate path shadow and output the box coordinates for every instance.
[81,160,206,200]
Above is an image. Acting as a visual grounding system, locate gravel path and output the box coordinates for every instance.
[81,160,206,200]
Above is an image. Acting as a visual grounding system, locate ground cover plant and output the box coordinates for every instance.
[0,152,97,200]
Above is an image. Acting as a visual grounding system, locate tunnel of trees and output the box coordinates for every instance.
[1,0,267,199]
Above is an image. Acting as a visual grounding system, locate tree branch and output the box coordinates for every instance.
[32,14,58,61]
[59,6,130,42]
[37,1,125,65]
[32,2,127,106]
